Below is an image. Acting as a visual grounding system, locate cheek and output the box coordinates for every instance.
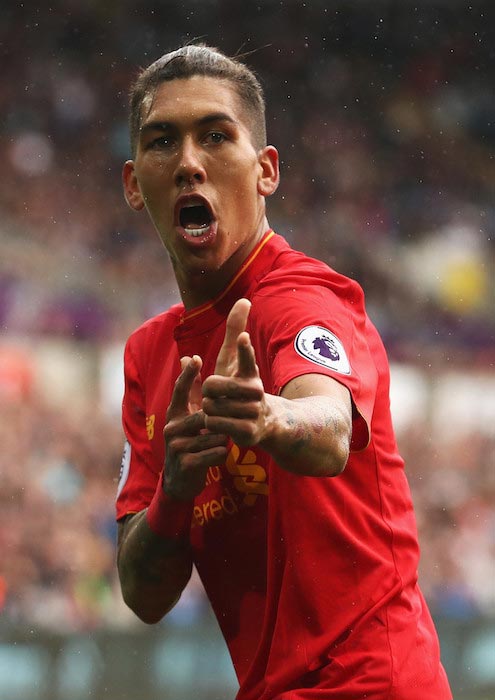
[229,162,260,199]
[139,174,172,213]
[138,157,172,187]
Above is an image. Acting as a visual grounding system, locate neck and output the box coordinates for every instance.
[176,218,270,310]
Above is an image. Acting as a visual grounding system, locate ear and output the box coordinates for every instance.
[257,146,280,197]
[122,160,145,211]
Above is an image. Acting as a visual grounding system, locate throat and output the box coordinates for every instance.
[173,258,232,310]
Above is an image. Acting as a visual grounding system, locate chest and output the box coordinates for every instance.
[144,324,269,551]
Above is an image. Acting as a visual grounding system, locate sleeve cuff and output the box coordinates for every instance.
[145,474,194,540]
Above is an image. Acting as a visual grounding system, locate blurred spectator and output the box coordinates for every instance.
[0,0,493,631]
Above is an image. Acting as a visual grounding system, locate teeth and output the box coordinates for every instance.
[185,223,209,237]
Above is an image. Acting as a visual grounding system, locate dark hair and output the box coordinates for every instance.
[128,44,266,156]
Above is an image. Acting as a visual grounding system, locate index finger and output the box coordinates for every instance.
[236,331,259,378]
[215,298,251,375]
[167,355,203,418]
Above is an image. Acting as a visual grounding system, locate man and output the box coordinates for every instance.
[116,44,452,699]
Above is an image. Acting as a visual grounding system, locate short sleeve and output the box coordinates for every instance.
[115,337,161,520]
[250,279,377,451]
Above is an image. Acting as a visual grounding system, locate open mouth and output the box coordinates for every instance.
[179,202,213,237]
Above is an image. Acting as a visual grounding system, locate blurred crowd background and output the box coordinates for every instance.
[0,0,494,692]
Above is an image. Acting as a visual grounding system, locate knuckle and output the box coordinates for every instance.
[247,403,261,419]
[252,381,264,398]
[235,423,257,446]
[163,421,177,439]
[180,453,196,471]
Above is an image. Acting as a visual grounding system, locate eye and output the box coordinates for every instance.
[148,135,175,150]
[205,131,226,145]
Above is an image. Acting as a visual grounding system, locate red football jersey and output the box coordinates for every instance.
[116,231,451,699]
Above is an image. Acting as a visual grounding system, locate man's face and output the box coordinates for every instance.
[123,76,278,299]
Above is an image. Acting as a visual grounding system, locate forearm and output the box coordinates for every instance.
[117,509,193,624]
[261,393,352,477]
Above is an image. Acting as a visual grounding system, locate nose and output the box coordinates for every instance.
[174,137,206,187]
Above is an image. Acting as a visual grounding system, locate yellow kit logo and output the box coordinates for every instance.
[146,414,155,441]
[226,444,269,506]
[192,444,269,528]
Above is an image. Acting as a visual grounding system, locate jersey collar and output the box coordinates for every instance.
[176,229,279,337]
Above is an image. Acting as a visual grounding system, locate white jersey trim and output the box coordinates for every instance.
[116,440,131,499]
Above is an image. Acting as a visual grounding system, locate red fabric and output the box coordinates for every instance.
[145,474,194,540]
[116,231,452,700]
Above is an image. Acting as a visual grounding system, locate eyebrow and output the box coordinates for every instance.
[140,112,238,136]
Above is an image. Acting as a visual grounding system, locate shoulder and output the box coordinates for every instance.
[255,238,365,308]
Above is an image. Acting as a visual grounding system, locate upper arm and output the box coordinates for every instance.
[277,373,353,475]
[281,372,352,418]
[250,285,375,452]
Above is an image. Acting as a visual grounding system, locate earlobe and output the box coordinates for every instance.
[122,160,145,211]
[257,146,280,197]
